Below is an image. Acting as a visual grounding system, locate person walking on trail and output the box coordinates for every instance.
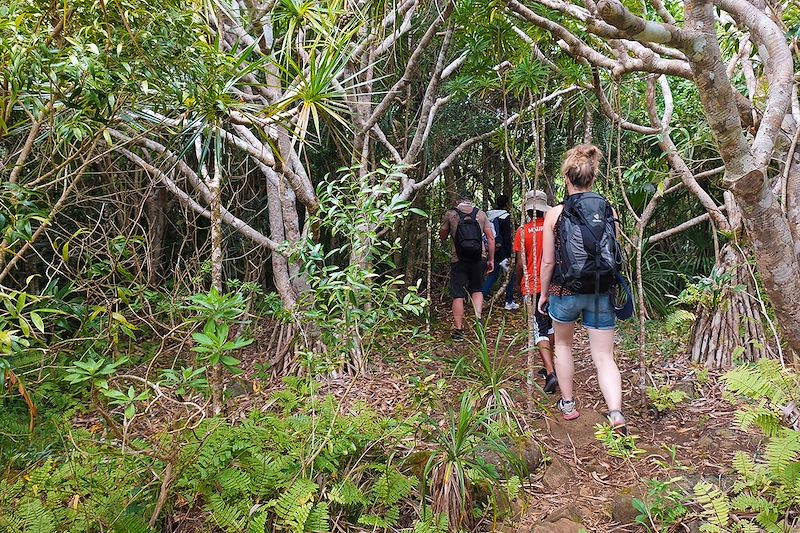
[440,191,495,341]
[514,190,557,394]
[482,195,520,311]
[538,144,628,434]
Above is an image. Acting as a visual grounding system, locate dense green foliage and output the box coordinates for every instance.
[3,0,799,530]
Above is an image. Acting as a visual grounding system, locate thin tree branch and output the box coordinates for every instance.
[112,144,280,252]
[403,25,454,164]
[363,0,455,132]
[648,210,726,243]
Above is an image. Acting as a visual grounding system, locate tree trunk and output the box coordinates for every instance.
[264,168,296,308]
[144,185,168,287]
[208,158,224,415]
[690,243,768,367]
[583,107,594,144]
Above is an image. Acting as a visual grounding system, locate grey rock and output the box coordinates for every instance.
[530,517,586,533]
[611,493,643,525]
[545,505,585,524]
[673,379,698,399]
[543,456,574,490]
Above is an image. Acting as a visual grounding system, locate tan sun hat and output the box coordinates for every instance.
[524,190,551,212]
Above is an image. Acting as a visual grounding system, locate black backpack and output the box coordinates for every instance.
[554,192,622,294]
[454,207,483,263]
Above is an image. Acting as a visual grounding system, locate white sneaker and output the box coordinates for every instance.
[504,302,520,311]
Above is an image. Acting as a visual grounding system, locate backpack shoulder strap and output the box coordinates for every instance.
[471,207,479,219]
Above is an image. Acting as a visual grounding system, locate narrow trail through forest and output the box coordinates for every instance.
[465,306,759,531]
[230,302,762,532]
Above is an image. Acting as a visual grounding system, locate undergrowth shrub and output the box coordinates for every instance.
[176,388,421,532]
[2,378,472,532]
[422,391,527,532]
[0,439,158,533]
[287,163,428,373]
[646,385,688,413]
[632,478,688,532]
[708,360,800,532]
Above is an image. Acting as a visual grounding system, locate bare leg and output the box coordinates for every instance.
[538,340,555,374]
[471,292,484,319]
[587,328,622,412]
[553,321,576,400]
[452,298,465,330]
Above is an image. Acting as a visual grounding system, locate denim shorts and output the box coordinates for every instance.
[549,294,615,330]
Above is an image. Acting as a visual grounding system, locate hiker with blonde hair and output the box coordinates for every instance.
[538,144,628,434]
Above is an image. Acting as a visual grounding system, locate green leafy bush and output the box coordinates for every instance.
[287,163,428,373]
[647,385,689,413]
[632,478,688,532]
[175,389,421,532]
[711,360,800,531]
[0,442,159,532]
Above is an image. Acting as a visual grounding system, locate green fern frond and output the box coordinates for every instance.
[273,478,318,518]
[358,507,400,528]
[327,479,366,507]
[664,309,696,332]
[371,467,417,506]
[245,454,294,497]
[733,403,783,436]
[218,468,252,498]
[765,431,800,479]
[407,509,448,533]
[731,452,755,478]
[735,519,760,533]
[112,513,156,533]
[304,502,329,533]
[208,493,247,533]
[26,460,56,489]
[0,515,23,533]
[248,511,268,533]
[731,493,777,514]
[723,360,798,407]
[270,478,319,532]
[693,481,730,529]
[18,498,56,533]
[754,508,782,532]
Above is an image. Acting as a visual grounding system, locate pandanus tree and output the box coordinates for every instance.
[506,0,800,365]
[2,0,578,377]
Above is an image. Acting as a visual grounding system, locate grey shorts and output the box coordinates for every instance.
[525,294,554,343]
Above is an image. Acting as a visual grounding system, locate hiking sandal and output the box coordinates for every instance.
[607,410,628,436]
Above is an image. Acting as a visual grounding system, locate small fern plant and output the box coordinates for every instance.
[703,360,800,531]
[594,423,645,460]
[647,385,688,413]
